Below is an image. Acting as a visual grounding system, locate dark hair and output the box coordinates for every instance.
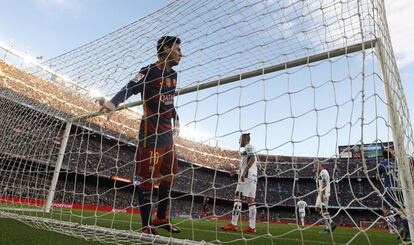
[383,149,394,159]
[157,36,181,57]
[241,133,250,142]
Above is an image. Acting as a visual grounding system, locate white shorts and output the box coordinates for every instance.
[299,211,305,218]
[235,178,257,198]
[315,193,329,208]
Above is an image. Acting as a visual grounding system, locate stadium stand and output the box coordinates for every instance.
[0,59,385,227]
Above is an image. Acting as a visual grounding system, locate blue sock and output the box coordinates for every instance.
[157,186,169,220]
[137,187,152,227]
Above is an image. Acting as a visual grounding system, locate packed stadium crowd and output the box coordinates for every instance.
[0,168,383,227]
[0,59,398,229]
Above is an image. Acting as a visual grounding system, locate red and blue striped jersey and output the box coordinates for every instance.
[110,63,178,147]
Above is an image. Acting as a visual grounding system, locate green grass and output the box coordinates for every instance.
[0,218,102,245]
[0,204,399,244]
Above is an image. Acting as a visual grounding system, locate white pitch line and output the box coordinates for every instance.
[179,227,345,245]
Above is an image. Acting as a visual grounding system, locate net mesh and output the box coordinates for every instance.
[0,0,413,244]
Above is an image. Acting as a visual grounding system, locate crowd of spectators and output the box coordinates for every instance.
[0,59,140,140]
[0,167,384,227]
[0,60,397,227]
[0,100,388,211]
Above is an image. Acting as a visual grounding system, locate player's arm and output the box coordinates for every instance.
[229,169,239,177]
[377,163,384,181]
[241,148,255,182]
[99,72,145,119]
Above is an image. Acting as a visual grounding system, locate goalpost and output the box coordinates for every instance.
[1,0,413,244]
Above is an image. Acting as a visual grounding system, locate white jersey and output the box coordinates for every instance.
[297,200,307,212]
[239,144,257,181]
[317,169,330,195]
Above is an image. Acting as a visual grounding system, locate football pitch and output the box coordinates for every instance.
[0,206,399,244]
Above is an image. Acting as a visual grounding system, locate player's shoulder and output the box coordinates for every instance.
[139,63,154,73]
[320,169,329,176]
[133,64,153,81]
[379,159,388,165]
[245,144,256,151]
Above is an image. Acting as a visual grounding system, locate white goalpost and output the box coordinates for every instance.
[0,0,413,244]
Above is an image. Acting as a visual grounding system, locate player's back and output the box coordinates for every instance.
[138,64,177,147]
[297,201,307,210]
[379,159,398,188]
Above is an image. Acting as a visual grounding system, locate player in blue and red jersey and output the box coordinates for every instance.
[378,147,399,209]
[378,147,410,241]
[100,36,182,235]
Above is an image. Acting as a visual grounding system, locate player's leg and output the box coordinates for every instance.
[382,193,394,233]
[321,196,335,232]
[321,207,332,229]
[300,212,305,226]
[241,179,256,234]
[316,194,331,232]
[154,144,180,233]
[222,191,241,231]
[134,146,158,234]
[231,191,242,226]
[245,197,257,233]
[315,194,322,225]
[382,202,397,234]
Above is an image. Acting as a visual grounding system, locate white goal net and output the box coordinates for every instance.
[0,0,413,244]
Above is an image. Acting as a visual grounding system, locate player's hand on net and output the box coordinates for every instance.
[98,100,116,120]
[229,170,238,177]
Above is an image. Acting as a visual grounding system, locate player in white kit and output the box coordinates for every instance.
[297,200,308,226]
[314,161,336,233]
[222,133,258,234]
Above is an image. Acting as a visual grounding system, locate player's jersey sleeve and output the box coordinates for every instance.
[110,67,147,107]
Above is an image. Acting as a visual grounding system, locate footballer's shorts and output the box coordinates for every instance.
[236,178,257,198]
[315,193,330,208]
[299,211,306,218]
[135,144,178,181]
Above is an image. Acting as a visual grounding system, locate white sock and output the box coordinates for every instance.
[248,204,256,229]
[301,217,305,226]
[231,201,242,226]
[322,212,332,228]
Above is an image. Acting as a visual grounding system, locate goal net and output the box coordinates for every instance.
[1,0,413,244]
